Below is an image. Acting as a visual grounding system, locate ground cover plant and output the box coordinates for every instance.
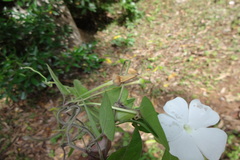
[0,0,239,159]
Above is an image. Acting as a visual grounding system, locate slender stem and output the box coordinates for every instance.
[124,80,140,86]
[70,79,140,104]
[84,80,113,95]
[71,81,113,102]
[112,106,138,115]
[117,85,125,102]
[70,87,116,103]
[21,66,52,86]
[78,102,100,106]
[78,102,137,115]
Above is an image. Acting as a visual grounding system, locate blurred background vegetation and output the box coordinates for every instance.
[0,0,142,102]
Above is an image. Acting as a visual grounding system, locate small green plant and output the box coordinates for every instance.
[118,0,143,25]
[111,34,135,47]
[29,62,171,160]
[60,43,104,73]
[25,61,227,160]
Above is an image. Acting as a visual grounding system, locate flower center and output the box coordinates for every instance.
[183,124,193,134]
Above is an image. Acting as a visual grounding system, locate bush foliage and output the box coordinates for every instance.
[0,0,141,102]
[64,0,142,31]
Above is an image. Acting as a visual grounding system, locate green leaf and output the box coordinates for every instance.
[30,77,39,86]
[99,92,115,141]
[107,128,142,160]
[130,119,153,133]
[50,134,62,144]
[84,105,100,137]
[68,147,74,157]
[124,98,135,108]
[115,111,136,122]
[73,79,88,98]
[67,87,76,96]
[106,87,128,105]
[162,150,178,160]
[120,88,128,102]
[20,92,26,100]
[88,106,100,121]
[139,96,169,149]
[47,65,69,95]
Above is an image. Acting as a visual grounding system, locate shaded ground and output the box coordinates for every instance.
[1,0,239,159]
[95,0,240,132]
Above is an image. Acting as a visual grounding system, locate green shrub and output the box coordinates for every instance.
[64,0,143,31]
[118,0,143,24]
[60,43,104,73]
[0,0,103,102]
[0,0,142,102]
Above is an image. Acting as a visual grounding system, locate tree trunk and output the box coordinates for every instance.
[58,3,83,47]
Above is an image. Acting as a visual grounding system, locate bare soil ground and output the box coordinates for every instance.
[0,0,239,159]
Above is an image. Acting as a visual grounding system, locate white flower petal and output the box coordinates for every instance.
[158,114,183,141]
[169,131,204,160]
[191,128,227,160]
[188,99,220,129]
[163,97,189,124]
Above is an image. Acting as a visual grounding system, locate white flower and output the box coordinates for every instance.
[229,1,235,5]
[158,97,227,160]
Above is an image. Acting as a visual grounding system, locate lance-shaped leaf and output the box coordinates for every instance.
[106,87,128,105]
[139,96,169,149]
[73,79,89,98]
[47,65,69,95]
[107,128,142,160]
[125,98,135,108]
[99,92,115,141]
[130,119,153,133]
[162,150,178,160]
[84,105,101,137]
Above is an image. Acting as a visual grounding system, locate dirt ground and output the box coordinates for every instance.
[0,0,239,159]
